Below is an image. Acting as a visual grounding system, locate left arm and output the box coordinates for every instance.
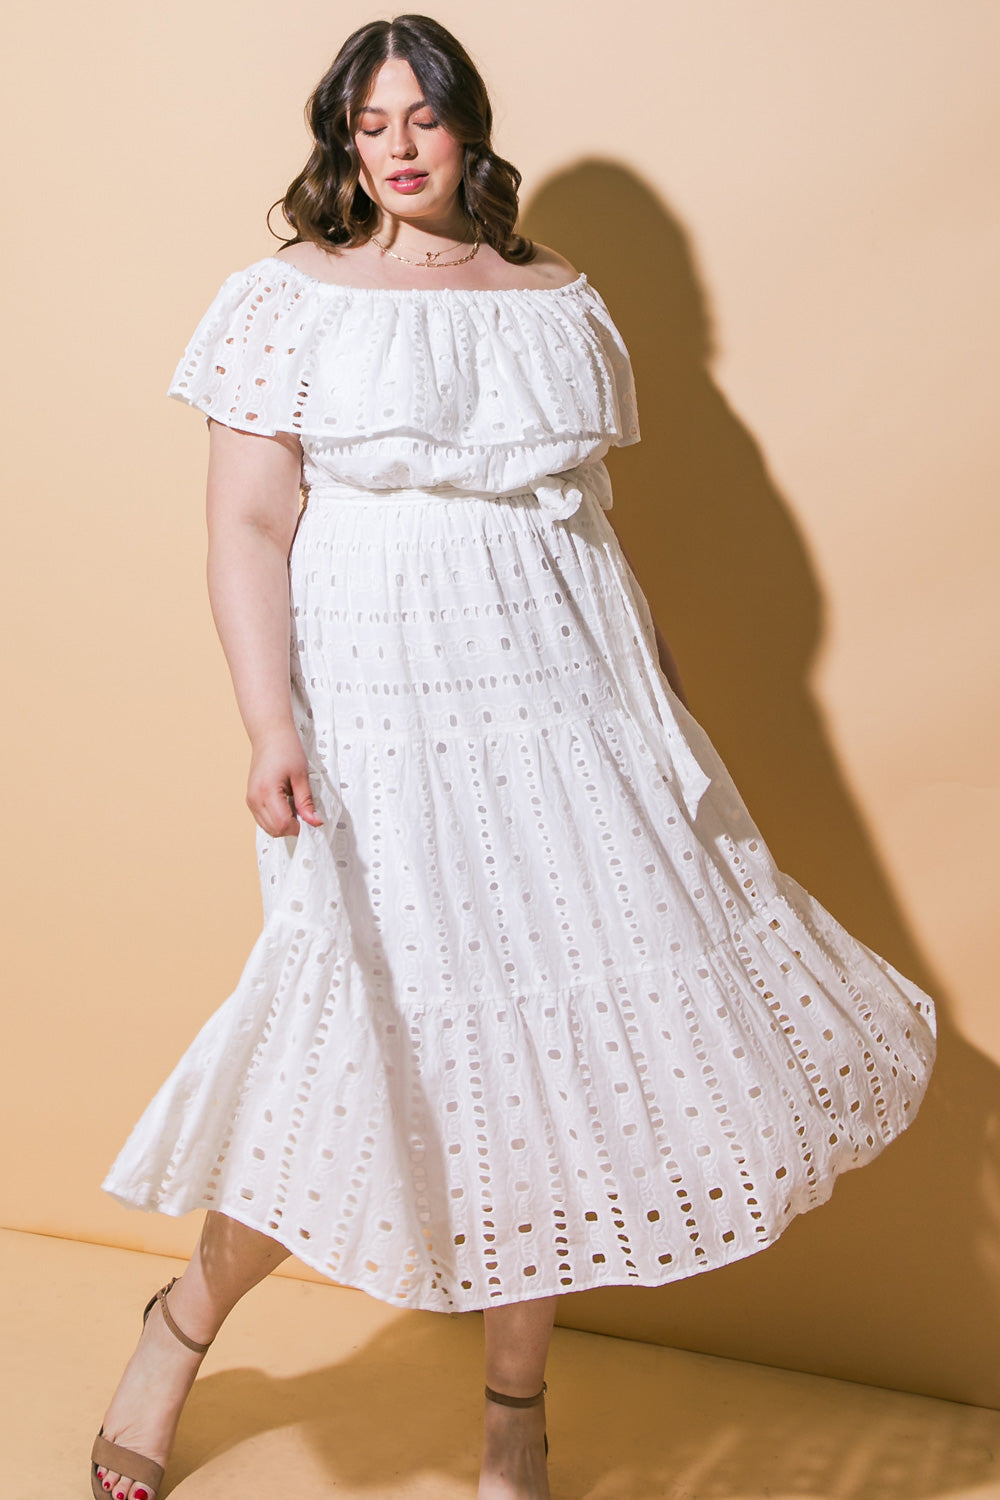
[649,615,689,711]
[613,531,690,710]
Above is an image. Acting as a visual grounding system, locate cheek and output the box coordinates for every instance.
[353,136,380,179]
[428,131,464,178]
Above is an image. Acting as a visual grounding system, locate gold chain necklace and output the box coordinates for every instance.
[370,230,481,268]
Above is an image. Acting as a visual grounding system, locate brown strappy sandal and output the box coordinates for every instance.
[91,1277,214,1499]
[484,1380,549,1457]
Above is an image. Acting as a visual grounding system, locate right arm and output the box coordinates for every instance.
[205,419,323,837]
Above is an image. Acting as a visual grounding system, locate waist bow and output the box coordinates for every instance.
[529,461,614,520]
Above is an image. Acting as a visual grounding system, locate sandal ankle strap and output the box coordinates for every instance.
[142,1276,214,1355]
[485,1380,547,1408]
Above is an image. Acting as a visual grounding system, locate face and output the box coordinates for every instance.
[353,58,465,226]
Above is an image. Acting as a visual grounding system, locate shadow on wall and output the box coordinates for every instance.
[522,159,1000,1410]
[168,1308,1000,1498]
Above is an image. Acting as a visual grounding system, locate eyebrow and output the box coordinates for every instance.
[356,100,431,116]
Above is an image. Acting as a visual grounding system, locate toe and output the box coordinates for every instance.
[128,1483,155,1500]
[98,1472,118,1495]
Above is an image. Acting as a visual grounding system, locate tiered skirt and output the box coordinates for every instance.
[103,485,936,1311]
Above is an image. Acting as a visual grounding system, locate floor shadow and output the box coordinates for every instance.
[522,159,1000,1409]
[167,1310,1000,1498]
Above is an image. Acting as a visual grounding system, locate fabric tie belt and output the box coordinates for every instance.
[305,460,615,521]
[303,462,712,823]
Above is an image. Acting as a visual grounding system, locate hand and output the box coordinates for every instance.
[246,723,324,837]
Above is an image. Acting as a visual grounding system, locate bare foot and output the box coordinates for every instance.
[94,1282,208,1500]
[477,1395,551,1500]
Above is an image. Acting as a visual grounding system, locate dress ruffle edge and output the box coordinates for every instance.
[167,260,641,463]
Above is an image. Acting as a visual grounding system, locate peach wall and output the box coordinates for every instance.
[2,1,998,1406]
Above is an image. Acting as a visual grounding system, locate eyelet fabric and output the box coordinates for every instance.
[102,262,936,1312]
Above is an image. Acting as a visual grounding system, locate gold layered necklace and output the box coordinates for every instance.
[370,229,482,268]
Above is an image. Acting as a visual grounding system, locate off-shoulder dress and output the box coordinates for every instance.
[102,259,937,1312]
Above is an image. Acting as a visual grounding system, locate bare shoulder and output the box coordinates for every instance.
[523,243,580,288]
[271,240,352,283]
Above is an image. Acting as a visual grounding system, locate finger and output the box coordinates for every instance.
[289,772,324,827]
[248,788,298,839]
[270,790,300,838]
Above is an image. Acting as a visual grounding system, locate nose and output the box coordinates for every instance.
[389,125,417,159]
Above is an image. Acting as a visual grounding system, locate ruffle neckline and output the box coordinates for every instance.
[166,259,641,492]
[256,255,591,299]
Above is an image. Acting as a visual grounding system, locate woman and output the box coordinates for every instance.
[93,15,936,1500]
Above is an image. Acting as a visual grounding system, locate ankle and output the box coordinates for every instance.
[484,1380,547,1406]
[160,1273,228,1348]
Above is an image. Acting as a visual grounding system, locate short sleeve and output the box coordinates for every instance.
[577,283,640,453]
[167,260,328,436]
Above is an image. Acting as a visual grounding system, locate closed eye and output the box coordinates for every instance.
[358,121,439,137]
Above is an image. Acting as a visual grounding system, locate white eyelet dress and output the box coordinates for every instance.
[102,258,937,1312]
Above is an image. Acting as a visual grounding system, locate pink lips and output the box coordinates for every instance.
[388,171,427,193]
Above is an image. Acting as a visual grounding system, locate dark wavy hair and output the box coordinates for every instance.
[270,14,535,263]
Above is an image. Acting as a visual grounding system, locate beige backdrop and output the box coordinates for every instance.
[3,0,998,1409]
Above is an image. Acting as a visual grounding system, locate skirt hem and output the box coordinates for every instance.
[101,1112,912,1316]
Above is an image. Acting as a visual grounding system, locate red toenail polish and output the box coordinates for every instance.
[135,1491,149,1499]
